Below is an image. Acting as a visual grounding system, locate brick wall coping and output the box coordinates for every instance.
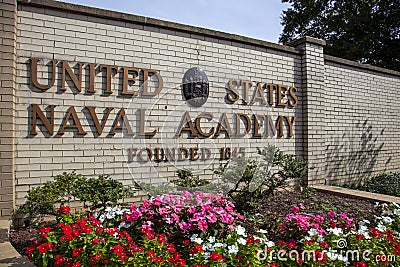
[18,0,300,56]
[313,185,400,204]
[325,55,400,77]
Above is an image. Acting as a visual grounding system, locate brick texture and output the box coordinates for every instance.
[13,3,302,208]
[0,0,17,218]
[290,37,326,185]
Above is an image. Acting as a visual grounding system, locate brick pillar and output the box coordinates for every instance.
[290,36,326,185]
[0,0,17,218]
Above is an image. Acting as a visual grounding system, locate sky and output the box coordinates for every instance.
[58,0,291,43]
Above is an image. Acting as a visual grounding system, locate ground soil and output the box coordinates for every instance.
[9,189,378,257]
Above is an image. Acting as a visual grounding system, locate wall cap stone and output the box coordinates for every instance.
[313,185,400,204]
[288,36,326,47]
[325,55,400,77]
[18,0,300,55]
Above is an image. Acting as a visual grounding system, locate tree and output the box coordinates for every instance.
[279,0,400,71]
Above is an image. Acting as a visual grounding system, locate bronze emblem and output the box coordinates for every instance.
[182,67,209,107]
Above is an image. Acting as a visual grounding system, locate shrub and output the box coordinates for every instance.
[214,145,308,213]
[171,169,210,188]
[20,172,134,215]
[346,172,400,197]
[73,174,133,211]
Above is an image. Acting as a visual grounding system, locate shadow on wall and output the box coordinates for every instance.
[325,119,386,185]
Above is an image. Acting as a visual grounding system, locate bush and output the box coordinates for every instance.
[345,172,400,197]
[171,169,210,188]
[214,145,308,213]
[20,172,134,215]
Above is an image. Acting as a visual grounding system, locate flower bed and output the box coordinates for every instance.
[25,191,400,266]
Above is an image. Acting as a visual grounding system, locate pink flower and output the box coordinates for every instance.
[314,215,325,224]
[179,222,190,231]
[153,198,162,206]
[327,210,336,218]
[198,220,208,231]
[188,206,197,213]
[291,206,299,213]
[206,212,217,223]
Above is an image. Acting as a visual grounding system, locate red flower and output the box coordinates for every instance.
[54,254,65,267]
[353,262,367,267]
[39,226,51,233]
[112,245,124,257]
[37,242,54,254]
[210,251,223,261]
[157,233,167,243]
[57,205,71,214]
[355,234,364,240]
[72,247,83,257]
[183,239,190,246]
[25,246,35,260]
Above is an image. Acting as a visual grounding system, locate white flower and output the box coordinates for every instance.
[105,207,113,212]
[265,241,275,247]
[236,225,247,237]
[98,214,105,223]
[358,225,368,234]
[203,243,214,252]
[228,245,239,255]
[257,229,268,234]
[381,216,394,224]
[377,224,387,232]
[358,220,370,226]
[190,234,198,242]
[327,227,343,236]
[208,236,216,243]
[106,211,116,219]
[193,237,203,244]
[213,242,226,248]
[237,237,247,245]
[327,251,349,264]
[308,228,318,236]
[118,222,131,230]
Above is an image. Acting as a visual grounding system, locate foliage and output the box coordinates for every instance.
[26,206,186,267]
[171,169,210,188]
[302,187,316,199]
[73,174,133,211]
[26,197,400,266]
[20,172,85,214]
[214,145,308,213]
[280,0,400,71]
[344,172,400,198]
[20,172,134,215]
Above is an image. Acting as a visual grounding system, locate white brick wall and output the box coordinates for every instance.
[324,61,400,185]
[14,5,302,205]
[11,1,399,211]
